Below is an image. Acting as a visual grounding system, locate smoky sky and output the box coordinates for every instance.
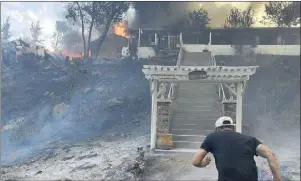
[133,2,267,28]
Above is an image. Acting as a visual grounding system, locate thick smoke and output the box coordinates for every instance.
[217,55,300,167]
[133,2,267,28]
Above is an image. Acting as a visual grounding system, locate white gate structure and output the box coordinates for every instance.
[142,33,259,154]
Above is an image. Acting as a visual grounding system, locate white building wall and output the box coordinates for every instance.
[182,44,300,56]
[121,47,156,59]
[121,45,300,59]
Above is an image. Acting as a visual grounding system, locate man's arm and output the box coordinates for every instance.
[192,149,211,168]
[256,144,282,181]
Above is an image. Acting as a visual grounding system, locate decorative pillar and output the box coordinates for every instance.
[236,82,243,133]
[156,81,173,150]
[150,80,158,152]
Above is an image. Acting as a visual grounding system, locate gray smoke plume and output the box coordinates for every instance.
[133,2,267,28]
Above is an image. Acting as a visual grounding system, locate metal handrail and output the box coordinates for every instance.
[169,33,183,100]
[220,84,226,101]
[211,52,216,66]
[168,83,173,100]
[177,48,183,66]
[176,33,183,66]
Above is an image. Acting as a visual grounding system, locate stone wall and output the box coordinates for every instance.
[156,101,172,134]
[156,101,172,149]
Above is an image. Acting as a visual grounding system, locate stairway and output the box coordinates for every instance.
[170,82,221,149]
[180,51,212,66]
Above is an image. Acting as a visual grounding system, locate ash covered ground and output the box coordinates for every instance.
[2,58,155,180]
[1,56,300,180]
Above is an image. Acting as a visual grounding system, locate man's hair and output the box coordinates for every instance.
[218,125,235,131]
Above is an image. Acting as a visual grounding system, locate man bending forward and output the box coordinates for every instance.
[192,116,281,181]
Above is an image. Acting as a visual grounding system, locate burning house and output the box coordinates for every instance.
[90,21,132,59]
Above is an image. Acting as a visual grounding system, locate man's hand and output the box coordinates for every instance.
[201,157,211,167]
[192,149,210,168]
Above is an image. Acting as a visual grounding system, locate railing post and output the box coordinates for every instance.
[209,31,212,51]
[155,33,158,46]
[236,82,243,133]
[218,84,221,98]
[138,28,141,59]
[180,33,183,46]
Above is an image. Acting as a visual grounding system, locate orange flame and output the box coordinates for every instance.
[63,50,82,59]
[113,21,133,39]
[63,50,91,59]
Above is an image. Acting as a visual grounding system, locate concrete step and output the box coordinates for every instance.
[176,102,217,105]
[173,111,220,115]
[178,90,216,94]
[172,114,220,119]
[176,100,216,104]
[172,115,220,121]
[175,103,217,107]
[172,117,220,123]
[172,141,203,149]
[177,95,217,99]
[172,108,219,116]
[179,86,216,90]
[171,128,215,135]
[170,123,215,130]
[179,82,215,85]
[173,134,206,142]
[171,118,218,123]
[175,105,217,109]
[177,95,216,99]
[174,109,219,113]
[178,89,216,93]
[178,84,215,88]
[175,103,219,108]
[178,90,216,93]
[171,123,216,129]
[178,91,215,94]
[172,113,220,118]
[154,149,199,155]
[177,93,216,97]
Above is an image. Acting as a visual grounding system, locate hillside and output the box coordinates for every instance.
[2,55,300,180]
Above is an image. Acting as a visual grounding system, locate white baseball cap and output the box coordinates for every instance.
[215,116,235,128]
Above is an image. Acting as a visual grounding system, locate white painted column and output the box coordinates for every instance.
[138,28,141,59]
[180,33,183,46]
[155,33,158,46]
[150,80,158,152]
[235,82,243,133]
